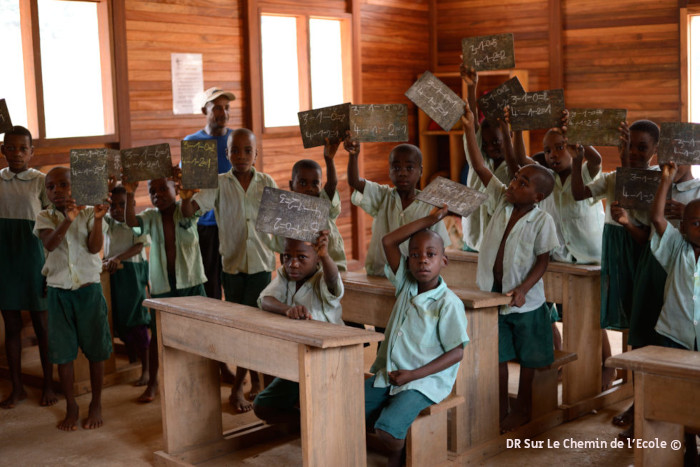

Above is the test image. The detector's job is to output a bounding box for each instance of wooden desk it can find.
[341,271,511,455]
[144,296,384,467]
[607,346,700,467]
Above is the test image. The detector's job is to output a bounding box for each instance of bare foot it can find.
[83,401,103,429]
[133,372,149,387]
[220,364,235,384]
[500,409,531,433]
[230,389,252,413]
[246,380,263,402]
[602,366,617,391]
[612,405,634,427]
[0,389,28,409]
[57,403,79,431]
[40,386,59,407]
[137,384,157,403]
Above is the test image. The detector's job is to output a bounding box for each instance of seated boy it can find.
[253,230,343,424]
[462,103,559,432]
[34,167,112,431]
[366,206,468,467]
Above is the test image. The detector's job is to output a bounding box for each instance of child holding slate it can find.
[34,167,112,431]
[182,128,277,412]
[0,126,57,409]
[346,135,451,276]
[462,101,560,432]
[365,205,467,467]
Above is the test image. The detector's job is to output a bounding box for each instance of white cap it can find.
[196,87,236,109]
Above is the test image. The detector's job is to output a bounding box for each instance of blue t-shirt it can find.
[183,128,233,226]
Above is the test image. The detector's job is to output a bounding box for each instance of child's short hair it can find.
[409,228,445,252]
[111,185,127,196]
[3,125,33,145]
[291,159,322,179]
[227,127,256,148]
[527,164,556,198]
[629,120,660,144]
[390,144,422,164]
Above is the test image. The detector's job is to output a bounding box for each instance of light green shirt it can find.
[136,202,205,295]
[105,214,148,263]
[669,178,700,229]
[371,257,468,403]
[321,190,347,272]
[0,168,49,220]
[650,223,700,350]
[351,179,451,276]
[34,207,107,290]
[194,168,277,275]
[476,177,559,314]
[257,265,344,325]
[540,162,605,264]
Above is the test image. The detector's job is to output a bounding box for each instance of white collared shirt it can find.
[0,168,49,220]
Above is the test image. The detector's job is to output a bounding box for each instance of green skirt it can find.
[110,261,150,340]
[0,218,47,311]
[600,224,643,330]
[628,245,666,347]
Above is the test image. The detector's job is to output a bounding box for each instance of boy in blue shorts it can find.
[365,205,468,467]
[34,167,112,431]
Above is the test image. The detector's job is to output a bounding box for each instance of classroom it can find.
[1,0,699,466]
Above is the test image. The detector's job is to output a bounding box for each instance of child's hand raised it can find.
[459,56,478,87]
[665,198,685,220]
[388,369,415,387]
[661,161,678,180]
[561,109,569,134]
[618,121,630,164]
[63,199,83,222]
[343,131,360,157]
[573,144,585,163]
[610,201,630,226]
[461,102,475,132]
[323,138,340,160]
[122,178,139,194]
[179,187,199,201]
[429,204,449,223]
[314,230,330,258]
[285,305,312,320]
[107,175,118,192]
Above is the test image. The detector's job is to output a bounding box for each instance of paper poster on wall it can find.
[171,53,204,115]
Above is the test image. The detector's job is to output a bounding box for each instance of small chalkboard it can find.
[509,89,565,131]
[106,149,121,179]
[298,103,351,149]
[120,143,173,183]
[415,176,488,218]
[405,71,465,132]
[255,187,330,243]
[477,77,526,123]
[349,104,409,142]
[70,149,109,206]
[614,167,662,211]
[658,122,700,165]
[181,140,218,189]
[461,33,516,72]
[0,99,12,134]
[567,108,627,147]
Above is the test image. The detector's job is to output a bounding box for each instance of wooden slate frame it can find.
[180,140,218,190]
[416,176,488,218]
[255,187,331,243]
[461,33,516,72]
[349,104,409,142]
[0,99,12,134]
[614,167,662,211]
[566,108,627,147]
[120,143,173,183]
[405,71,465,132]
[70,148,109,206]
[658,122,700,165]
[298,103,351,149]
[477,76,525,123]
[509,89,565,131]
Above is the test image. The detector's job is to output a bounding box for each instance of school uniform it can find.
[0,168,49,311]
[365,257,468,440]
[477,177,559,368]
[321,190,347,272]
[194,168,277,307]
[351,180,451,277]
[33,207,112,364]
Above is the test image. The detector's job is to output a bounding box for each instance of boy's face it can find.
[407,231,447,286]
[680,201,700,247]
[229,132,257,175]
[389,150,422,192]
[543,131,572,174]
[148,178,177,211]
[282,238,318,283]
[110,192,128,222]
[481,126,505,161]
[204,96,230,132]
[505,166,544,205]
[290,167,322,197]
[628,130,657,169]
[45,169,71,209]
[1,134,33,173]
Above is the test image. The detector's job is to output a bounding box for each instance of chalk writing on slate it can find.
[614,167,662,211]
[477,76,526,123]
[70,149,108,206]
[461,33,516,72]
[416,176,488,218]
[256,187,330,243]
[121,143,173,183]
[566,108,627,147]
[181,140,218,189]
[298,103,351,149]
[349,104,409,143]
[405,71,465,132]
[0,99,13,134]
[106,149,121,179]
[509,89,565,132]
[658,122,700,165]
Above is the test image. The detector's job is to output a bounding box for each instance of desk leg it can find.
[299,344,366,467]
[158,312,222,454]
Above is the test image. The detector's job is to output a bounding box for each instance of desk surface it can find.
[606,346,700,380]
[144,296,383,349]
[445,249,601,276]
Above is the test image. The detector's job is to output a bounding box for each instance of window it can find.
[0,0,115,141]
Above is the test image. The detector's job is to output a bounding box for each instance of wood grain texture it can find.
[606,345,700,379]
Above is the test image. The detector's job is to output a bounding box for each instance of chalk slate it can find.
[349,104,409,142]
[106,149,121,179]
[416,176,488,218]
[181,140,218,189]
[70,149,108,206]
[120,143,173,183]
[298,103,350,149]
[0,99,12,134]
[509,89,565,131]
[614,167,661,211]
[567,108,627,147]
[405,71,465,132]
[658,122,700,165]
[461,33,515,72]
[255,187,330,243]
[477,76,526,123]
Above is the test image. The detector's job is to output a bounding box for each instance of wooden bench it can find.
[144,296,384,467]
[530,350,577,419]
[407,394,465,467]
[606,346,700,467]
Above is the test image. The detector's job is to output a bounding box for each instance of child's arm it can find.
[618,121,630,167]
[651,163,676,237]
[571,145,594,201]
[382,205,449,274]
[610,202,651,245]
[177,176,200,218]
[461,102,493,187]
[498,118,521,177]
[315,230,339,296]
[38,200,82,252]
[582,145,603,178]
[260,296,312,320]
[123,181,140,228]
[504,106,533,170]
[389,345,464,386]
[345,132,365,193]
[506,252,549,307]
[459,60,480,132]
[323,138,339,199]
[104,243,144,274]
[87,203,109,254]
